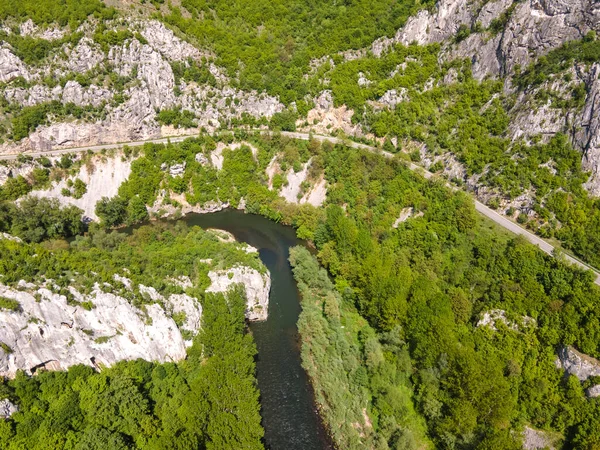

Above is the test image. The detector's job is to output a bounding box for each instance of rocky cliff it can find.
[0,245,271,378]
[556,346,600,397]
[0,19,282,155]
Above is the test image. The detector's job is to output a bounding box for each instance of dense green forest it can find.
[0,223,264,449]
[163,0,434,104]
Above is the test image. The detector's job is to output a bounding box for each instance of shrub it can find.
[0,296,21,312]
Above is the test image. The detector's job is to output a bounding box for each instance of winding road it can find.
[2,130,599,285]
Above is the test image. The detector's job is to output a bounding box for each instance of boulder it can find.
[556,346,600,381]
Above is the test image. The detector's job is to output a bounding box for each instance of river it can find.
[182,210,333,450]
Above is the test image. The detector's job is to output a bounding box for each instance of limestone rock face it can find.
[522,426,556,450]
[0,19,284,156]
[0,48,30,83]
[0,399,18,419]
[63,37,105,73]
[371,0,599,80]
[140,21,205,62]
[586,384,600,398]
[0,283,196,378]
[556,346,600,381]
[206,266,271,321]
[0,259,270,377]
[578,63,600,196]
[500,0,599,75]
[61,81,113,107]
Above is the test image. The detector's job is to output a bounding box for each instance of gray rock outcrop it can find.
[0,259,271,377]
[522,426,556,450]
[0,48,30,83]
[556,346,600,381]
[206,266,271,321]
[578,63,600,195]
[0,19,284,156]
[0,282,198,378]
[0,399,18,419]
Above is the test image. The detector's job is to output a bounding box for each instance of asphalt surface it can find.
[2,130,599,285]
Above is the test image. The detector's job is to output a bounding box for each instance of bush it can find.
[0,296,21,312]
[73,178,87,199]
[270,109,298,131]
[96,196,128,228]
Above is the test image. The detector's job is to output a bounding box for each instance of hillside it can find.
[2,1,600,449]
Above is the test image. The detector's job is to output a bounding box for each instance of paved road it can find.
[283,132,600,284]
[3,130,599,284]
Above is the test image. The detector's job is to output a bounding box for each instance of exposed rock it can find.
[30,152,133,221]
[195,153,210,166]
[477,0,514,29]
[500,0,599,76]
[63,37,105,73]
[19,19,66,41]
[208,229,236,243]
[368,88,408,110]
[0,399,18,419]
[578,63,600,196]
[370,0,599,81]
[357,72,371,87]
[447,33,503,80]
[0,282,195,378]
[0,233,22,243]
[165,293,202,343]
[300,176,328,207]
[392,207,423,228]
[280,160,310,203]
[140,21,206,62]
[206,266,271,321]
[149,190,229,218]
[586,384,600,398]
[0,48,31,83]
[109,39,176,109]
[522,426,557,450]
[0,252,269,376]
[302,91,361,136]
[162,161,186,177]
[477,309,536,331]
[61,81,112,107]
[556,346,600,381]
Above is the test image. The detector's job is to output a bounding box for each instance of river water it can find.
[182,210,333,450]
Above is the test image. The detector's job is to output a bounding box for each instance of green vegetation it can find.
[0,296,21,312]
[0,197,83,243]
[171,59,216,87]
[0,0,111,27]
[93,24,134,52]
[117,135,600,448]
[0,31,83,65]
[290,246,431,449]
[0,220,263,297]
[0,342,13,354]
[321,42,600,268]
[163,0,435,103]
[156,108,197,129]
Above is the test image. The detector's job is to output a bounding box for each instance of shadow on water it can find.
[180,210,334,450]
